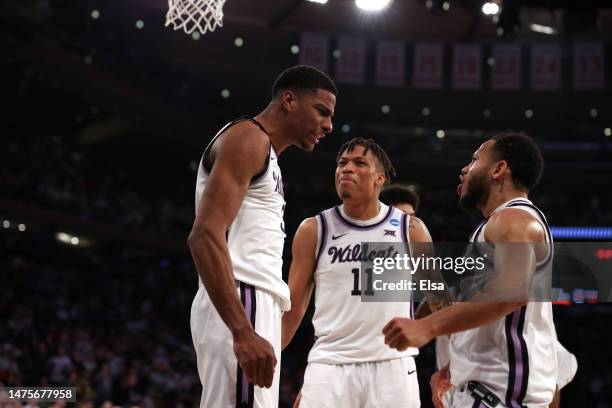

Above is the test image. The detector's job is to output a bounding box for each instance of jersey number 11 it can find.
[351,268,374,296]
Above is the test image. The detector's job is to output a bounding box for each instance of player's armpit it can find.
[282,217,317,350]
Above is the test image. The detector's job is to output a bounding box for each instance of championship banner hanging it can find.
[573,42,604,90]
[413,43,443,89]
[299,33,330,73]
[375,41,405,87]
[335,37,367,85]
[530,44,561,91]
[491,44,522,90]
[451,44,482,90]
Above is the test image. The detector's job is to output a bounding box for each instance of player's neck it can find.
[254,108,291,155]
[480,185,528,218]
[342,199,381,221]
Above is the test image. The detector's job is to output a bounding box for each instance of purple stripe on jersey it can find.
[400,213,409,245]
[400,213,414,319]
[332,205,393,230]
[315,213,327,268]
[250,148,272,185]
[201,117,271,184]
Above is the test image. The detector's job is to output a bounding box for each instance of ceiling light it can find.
[530,23,557,35]
[356,0,392,12]
[482,2,500,16]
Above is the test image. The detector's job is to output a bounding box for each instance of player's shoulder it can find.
[487,208,545,242]
[292,217,318,250]
[215,119,270,158]
[297,217,318,235]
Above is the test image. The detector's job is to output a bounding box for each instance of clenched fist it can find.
[382,317,435,350]
[233,330,277,388]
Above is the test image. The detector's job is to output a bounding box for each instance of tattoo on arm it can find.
[409,217,422,229]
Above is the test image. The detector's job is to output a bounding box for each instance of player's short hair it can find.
[491,132,544,191]
[380,184,420,212]
[271,65,338,98]
[336,137,396,184]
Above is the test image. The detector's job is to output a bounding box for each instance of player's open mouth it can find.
[457,184,462,196]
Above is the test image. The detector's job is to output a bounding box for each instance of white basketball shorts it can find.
[299,357,420,408]
[190,282,282,408]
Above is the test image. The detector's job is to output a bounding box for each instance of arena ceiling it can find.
[1,0,611,152]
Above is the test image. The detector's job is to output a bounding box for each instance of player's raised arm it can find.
[282,217,318,350]
[187,122,276,388]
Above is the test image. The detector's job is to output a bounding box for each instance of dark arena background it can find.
[1,0,612,407]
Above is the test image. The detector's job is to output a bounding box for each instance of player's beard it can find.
[459,171,489,211]
[340,188,352,199]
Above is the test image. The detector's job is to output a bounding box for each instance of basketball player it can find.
[187,65,337,408]
[282,138,432,407]
[384,133,559,407]
[380,183,420,216]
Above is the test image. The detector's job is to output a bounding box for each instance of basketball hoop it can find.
[165,0,226,35]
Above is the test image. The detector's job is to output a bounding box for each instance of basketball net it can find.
[165,0,226,35]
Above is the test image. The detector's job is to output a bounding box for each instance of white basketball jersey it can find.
[449,198,557,407]
[194,117,290,311]
[307,203,418,364]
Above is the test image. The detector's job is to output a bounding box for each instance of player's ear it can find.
[280,90,298,112]
[491,160,508,181]
[376,172,386,187]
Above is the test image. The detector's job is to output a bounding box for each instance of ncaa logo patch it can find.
[389,218,400,227]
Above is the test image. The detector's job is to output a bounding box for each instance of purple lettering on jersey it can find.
[272,171,284,197]
[327,243,397,264]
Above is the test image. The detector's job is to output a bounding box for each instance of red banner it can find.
[452,44,482,90]
[413,43,443,89]
[335,37,366,85]
[530,44,561,91]
[573,42,604,90]
[299,33,329,73]
[491,44,522,90]
[375,41,405,87]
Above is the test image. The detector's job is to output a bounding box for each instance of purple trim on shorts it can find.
[332,205,393,230]
[505,306,528,408]
[236,282,256,408]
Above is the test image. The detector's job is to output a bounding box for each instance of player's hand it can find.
[293,389,302,408]
[430,366,452,408]
[382,317,434,350]
[233,330,277,388]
